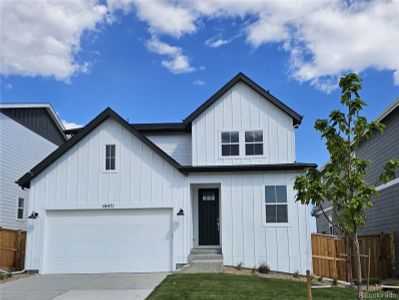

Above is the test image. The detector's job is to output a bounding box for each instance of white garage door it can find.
[44,209,173,274]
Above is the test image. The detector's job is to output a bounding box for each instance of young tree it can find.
[294,73,399,299]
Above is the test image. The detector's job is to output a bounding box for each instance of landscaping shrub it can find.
[0,273,11,281]
[235,262,243,271]
[332,276,337,286]
[258,262,270,274]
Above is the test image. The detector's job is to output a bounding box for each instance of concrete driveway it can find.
[0,273,168,300]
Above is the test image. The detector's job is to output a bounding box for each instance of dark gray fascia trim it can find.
[64,122,191,135]
[179,163,317,174]
[183,72,303,126]
[131,122,190,133]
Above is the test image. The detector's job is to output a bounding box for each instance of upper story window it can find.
[105,144,116,171]
[17,197,24,220]
[221,132,239,156]
[245,131,263,155]
[265,185,288,223]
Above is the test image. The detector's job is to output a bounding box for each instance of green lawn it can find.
[147,273,357,299]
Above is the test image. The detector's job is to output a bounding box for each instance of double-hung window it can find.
[105,144,116,171]
[265,185,288,223]
[245,131,263,155]
[17,197,24,220]
[221,132,239,156]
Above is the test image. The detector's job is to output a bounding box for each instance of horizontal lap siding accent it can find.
[145,133,192,166]
[25,119,190,271]
[357,108,399,275]
[192,82,295,166]
[357,108,399,185]
[0,113,57,230]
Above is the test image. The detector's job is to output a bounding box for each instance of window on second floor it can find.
[265,185,288,223]
[245,130,263,155]
[105,144,116,171]
[221,132,239,156]
[17,197,24,220]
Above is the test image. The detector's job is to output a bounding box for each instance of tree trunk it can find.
[353,232,363,300]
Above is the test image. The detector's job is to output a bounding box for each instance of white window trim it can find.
[244,130,264,156]
[218,129,266,159]
[16,197,25,221]
[314,206,333,216]
[103,144,119,173]
[328,215,333,234]
[220,131,240,157]
[375,177,399,191]
[263,185,289,226]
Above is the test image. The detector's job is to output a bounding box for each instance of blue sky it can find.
[1,0,399,170]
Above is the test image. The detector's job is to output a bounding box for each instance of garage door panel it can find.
[44,209,173,274]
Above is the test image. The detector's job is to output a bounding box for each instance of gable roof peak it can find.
[183,72,303,126]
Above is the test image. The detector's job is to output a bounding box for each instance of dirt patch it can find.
[224,267,395,292]
[224,267,308,282]
[0,273,31,284]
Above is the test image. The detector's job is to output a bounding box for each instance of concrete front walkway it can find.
[0,273,168,300]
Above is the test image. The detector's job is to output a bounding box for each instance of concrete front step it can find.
[188,254,223,262]
[179,261,223,273]
[178,247,224,273]
[190,247,222,255]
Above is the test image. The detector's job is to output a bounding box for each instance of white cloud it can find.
[133,0,196,38]
[205,37,230,48]
[61,119,82,129]
[133,0,399,92]
[146,38,195,74]
[1,0,109,81]
[2,0,399,91]
[4,83,13,90]
[107,0,134,14]
[193,79,205,86]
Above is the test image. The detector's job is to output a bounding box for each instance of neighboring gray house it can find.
[0,103,66,230]
[313,98,399,273]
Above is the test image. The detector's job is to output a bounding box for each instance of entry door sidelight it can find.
[198,189,220,245]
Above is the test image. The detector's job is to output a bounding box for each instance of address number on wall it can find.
[102,203,114,208]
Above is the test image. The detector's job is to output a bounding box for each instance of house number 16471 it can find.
[102,203,114,208]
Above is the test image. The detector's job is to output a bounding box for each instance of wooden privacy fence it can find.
[0,228,26,271]
[312,232,395,282]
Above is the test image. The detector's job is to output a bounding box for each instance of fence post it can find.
[346,235,352,283]
[15,230,23,270]
[367,248,371,290]
[306,270,312,300]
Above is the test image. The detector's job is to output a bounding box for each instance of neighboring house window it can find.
[265,185,288,223]
[245,131,263,155]
[329,215,333,235]
[221,132,239,156]
[105,144,116,170]
[17,198,24,220]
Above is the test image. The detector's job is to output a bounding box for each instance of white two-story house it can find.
[17,73,315,274]
[0,103,66,230]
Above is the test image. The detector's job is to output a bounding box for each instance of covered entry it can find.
[191,185,221,247]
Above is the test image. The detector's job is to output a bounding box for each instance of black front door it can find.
[198,189,220,245]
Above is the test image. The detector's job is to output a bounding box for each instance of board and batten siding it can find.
[145,133,192,165]
[25,118,310,274]
[25,118,192,271]
[0,113,58,230]
[189,172,311,274]
[192,82,296,166]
